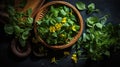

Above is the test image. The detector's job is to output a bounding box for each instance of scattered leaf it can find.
[76,2,86,10]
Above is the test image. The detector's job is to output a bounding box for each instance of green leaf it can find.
[75,25,80,31]
[50,20,54,25]
[70,14,77,22]
[88,3,95,11]
[19,38,26,47]
[52,32,57,37]
[87,3,98,14]
[37,20,42,25]
[87,16,99,25]
[60,9,67,16]
[56,17,62,22]
[54,9,59,17]
[83,33,87,42]
[26,17,33,26]
[90,34,95,39]
[45,20,50,26]
[14,25,24,34]
[63,23,69,27]
[99,15,109,25]
[76,2,86,10]
[50,5,55,12]
[38,27,48,35]
[68,19,74,25]
[96,23,103,29]
[63,6,69,12]
[4,24,14,35]
[22,30,29,40]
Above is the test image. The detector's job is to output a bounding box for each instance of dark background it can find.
[0,0,120,67]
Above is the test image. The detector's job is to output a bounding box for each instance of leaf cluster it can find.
[74,2,120,61]
[4,6,33,47]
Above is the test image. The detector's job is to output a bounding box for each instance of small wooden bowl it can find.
[34,1,84,50]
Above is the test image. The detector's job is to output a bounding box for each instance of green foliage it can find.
[76,2,99,14]
[87,3,99,14]
[74,2,120,61]
[76,2,86,10]
[4,6,33,47]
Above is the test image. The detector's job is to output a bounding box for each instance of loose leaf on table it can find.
[87,3,99,14]
[76,2,86,10]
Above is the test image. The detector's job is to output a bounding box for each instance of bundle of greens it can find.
[4,6,33,47]
[36,5,80,45]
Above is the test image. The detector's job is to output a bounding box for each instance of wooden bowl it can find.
[34,1,84,50]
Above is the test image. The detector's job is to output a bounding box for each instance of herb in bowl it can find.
[36,5,80,45]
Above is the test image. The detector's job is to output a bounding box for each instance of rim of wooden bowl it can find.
[34,1,84,50]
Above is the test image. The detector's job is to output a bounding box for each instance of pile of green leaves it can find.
[36,5,80,45]
[4,6,33,47]
[72,2,120,61]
